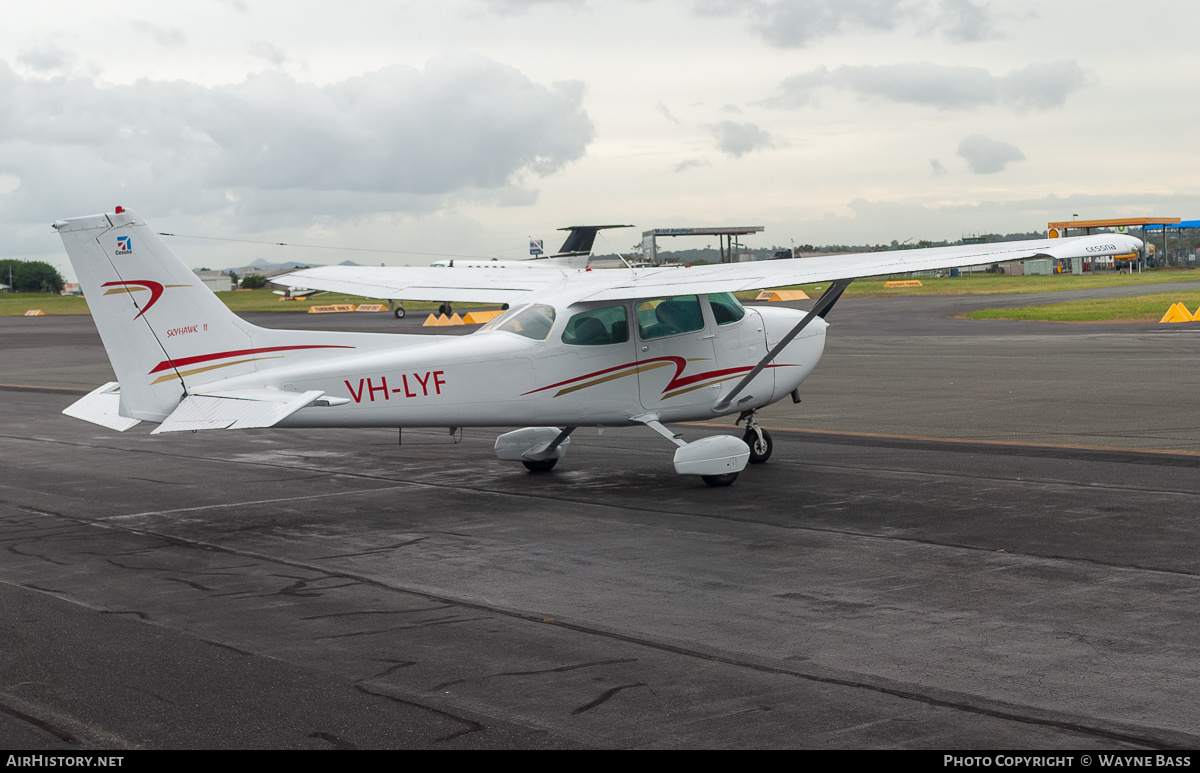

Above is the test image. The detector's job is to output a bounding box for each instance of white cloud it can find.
[248,42,292,68]
[998,61,1090,110]
[477,0,586,15]
[767,61,1087,111]
[656,102,680,124]
[956,134,1024,173]
[0,53,593,227]
[16,41,76,75]
[933,0,999,42]
[129,21,188,49]
[710,121,774,157]
[752,0,909,48]
[674,158,710,173]
[697,0,1000,48]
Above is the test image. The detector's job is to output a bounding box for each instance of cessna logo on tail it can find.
[115,236,132,255]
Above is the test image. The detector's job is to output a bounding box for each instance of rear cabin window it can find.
[561,306,629,346]
[636,295,705,340]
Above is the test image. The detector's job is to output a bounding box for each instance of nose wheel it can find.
[742,428,773,464]
[737,411,773,464]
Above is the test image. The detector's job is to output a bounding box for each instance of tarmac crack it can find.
[571,683,647,715]
[370,660,417,678]
[353,684,485,743]
[312,615,491,640]
[0,702,80,744]
[163,577,216,593]
[497,658,639,677]
[308,730,357,749]
[314,537,428,559]
[302,604,456,620]
[6,541,70,566]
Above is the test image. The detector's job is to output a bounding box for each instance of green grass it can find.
[744,269,1200,300]
[0,289,496,316]
[214,289,494,314]
[0,292,92,316]
[962,291,1200,323]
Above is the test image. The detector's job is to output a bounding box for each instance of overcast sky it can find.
[4,0,1198,277]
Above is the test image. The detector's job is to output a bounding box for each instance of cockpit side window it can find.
[479,303,556,340]
[561,306,629,346]
[636,295,705,340]
[708,292,746,325]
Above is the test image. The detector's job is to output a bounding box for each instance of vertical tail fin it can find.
[54,208,257,421]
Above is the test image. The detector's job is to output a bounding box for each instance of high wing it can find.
[576,234,1144,302]
[275,264,568,304]
[278,233,1142,306]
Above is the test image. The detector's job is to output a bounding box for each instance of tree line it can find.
[0,260,64,293]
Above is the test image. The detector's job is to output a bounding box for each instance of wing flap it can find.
[62,382,142,432]
[151,389,325,434]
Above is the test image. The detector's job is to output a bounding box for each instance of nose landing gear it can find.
[737,410,773,464]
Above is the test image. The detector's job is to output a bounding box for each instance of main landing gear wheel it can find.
[523,458,558,473]
[743,428,773,464]
[438,303,453,317]
[701,472,738,487]
[393,307,406,319]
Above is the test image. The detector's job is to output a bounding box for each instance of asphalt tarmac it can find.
[3,284,1200,749]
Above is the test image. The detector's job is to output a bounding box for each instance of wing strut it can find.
[713,278,854,413]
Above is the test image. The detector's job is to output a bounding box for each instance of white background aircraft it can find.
[273,224,630,317]
[59,207,1141,486]
[374,224,632,318]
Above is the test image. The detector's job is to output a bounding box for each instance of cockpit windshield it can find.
[708,292,745,324]
[478,303,557,340]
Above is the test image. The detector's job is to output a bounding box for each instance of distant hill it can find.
[244,258,363,271]
[193,258,364,275]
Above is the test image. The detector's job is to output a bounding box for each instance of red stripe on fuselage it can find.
[523,357,803,397]
[148,345,355,374]
[521,356,688,396]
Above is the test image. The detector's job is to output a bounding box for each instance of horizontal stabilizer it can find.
[62,383,142,432]
[151,389,325,434]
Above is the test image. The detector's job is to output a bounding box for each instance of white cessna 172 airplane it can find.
[57,207,1141,486]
